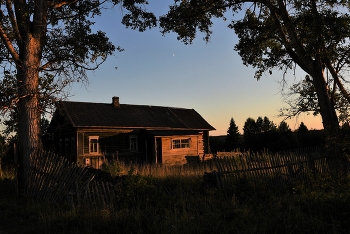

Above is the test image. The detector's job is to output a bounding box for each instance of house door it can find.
[156,138,162,163]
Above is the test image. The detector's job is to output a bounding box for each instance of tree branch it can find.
[5,0,22,45]
[274,0,313,72]
[324,58,350,103]
[0,23,20,66]
[48,0,78,9]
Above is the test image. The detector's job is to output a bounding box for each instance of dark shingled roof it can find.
[56,101,215,131]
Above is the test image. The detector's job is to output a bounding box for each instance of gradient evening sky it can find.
[69,1,323,136]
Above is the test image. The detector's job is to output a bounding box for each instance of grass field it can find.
[1,160,350,234]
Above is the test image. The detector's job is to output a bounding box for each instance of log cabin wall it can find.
[160,134,204,165]
[76,129,144,167]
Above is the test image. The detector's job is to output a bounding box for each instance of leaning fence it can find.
[27,148,347,208]
[213,148,332,190]
[28,150,115,209]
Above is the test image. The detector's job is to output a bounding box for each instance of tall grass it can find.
[1,152,350,234]
[0,162,15,180]
[101,160,216,178]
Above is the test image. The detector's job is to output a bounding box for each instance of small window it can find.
[172,138,190,149]
[129,136,138,152]
[89,136,99,154]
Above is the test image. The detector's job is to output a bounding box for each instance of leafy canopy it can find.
[160,1,350,81]
[226,117,240,150]
[0,0,157,133]
[160,0,350,132]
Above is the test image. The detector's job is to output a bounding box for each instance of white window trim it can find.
[172,138,191,149]
[129,135,138,152]
[89,136,100,155]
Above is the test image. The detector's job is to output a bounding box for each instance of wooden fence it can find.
[213,148,331,190]
[28,150,115,209]
[27,148,347,207]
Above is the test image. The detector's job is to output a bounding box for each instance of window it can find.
[89,136,99,154]
[172,138,190,149]
[129,136,138,152]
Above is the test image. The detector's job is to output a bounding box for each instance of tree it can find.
[262,116,276,132]
[0,132,6,161]
[277,121,291,132]
[255,116,264,133]
[160,0,350,139]
[298,122,309,134]
[255,116,276,133]
[281,75,350,127]
[243,117,257,150]
[225,117,240,151]
[0,0,156,197]
[243,117,258,135]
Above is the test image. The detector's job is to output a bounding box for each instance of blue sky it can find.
[70,1,323,135]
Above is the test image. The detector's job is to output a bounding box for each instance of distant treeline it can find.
[209,116,337,153]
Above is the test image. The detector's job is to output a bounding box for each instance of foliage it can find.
[0,0,157,196]
[243,117,258,135]
[278,121,291,132]
[225,117,241,151]
[280,75,350,126]
[0,0,157,134]
[1,159,350,234]
[209,135,226,153]
[241,117,325,151]
[243,116,281,151]
[298,122,309,134]
[101,160,123,177]
[160,0,350,135]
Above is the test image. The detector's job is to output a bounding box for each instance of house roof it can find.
[53,100,215,131]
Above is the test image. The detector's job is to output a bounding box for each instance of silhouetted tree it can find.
[209,136,226,153]
[243,117,258,151]
[243,118,258,135]
[298,122,309,134]
[278,121,291,132]
[296,122,309,147]
[0,133,6,162]
[262,116,276,132]
[0,0,156,197]
[226,118,241,151]
[160,0,350,144]
[256,116,264,133]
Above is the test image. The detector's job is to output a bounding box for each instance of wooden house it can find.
[49,97,215,168]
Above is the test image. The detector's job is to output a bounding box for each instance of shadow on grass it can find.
[1,168,350,234]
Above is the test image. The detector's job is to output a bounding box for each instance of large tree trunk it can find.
[309,59,348,176]
[16,34,42,198]
[310,59,339,136]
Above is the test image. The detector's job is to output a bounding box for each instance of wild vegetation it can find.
[1,149,350,234]
[210,117,328,153]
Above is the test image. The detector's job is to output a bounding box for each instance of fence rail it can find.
[28,150,115,209]
[213,148,331,190]
[27,148,347,208]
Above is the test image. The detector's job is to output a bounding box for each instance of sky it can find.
[69,1,323,136]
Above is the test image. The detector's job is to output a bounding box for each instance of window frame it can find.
[172,138,191,149]
[129,135,138,152]
[89,136,100,155]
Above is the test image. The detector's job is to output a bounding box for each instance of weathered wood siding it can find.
[76,129,143,167]
[160,134,204,165]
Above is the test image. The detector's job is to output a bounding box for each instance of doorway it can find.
[156,138,162,163]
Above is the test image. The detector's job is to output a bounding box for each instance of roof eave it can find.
[74,126,215,131]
